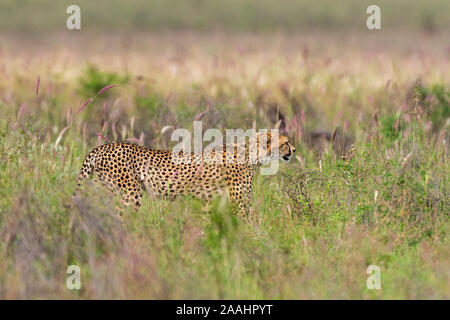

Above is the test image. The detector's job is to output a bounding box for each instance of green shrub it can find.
[418,83,449,131]
[380,114,402,145]
[78,65,128,98]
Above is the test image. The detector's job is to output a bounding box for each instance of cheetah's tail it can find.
[75,150,97,193]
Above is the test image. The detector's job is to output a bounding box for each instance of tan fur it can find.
[76,132,295,214]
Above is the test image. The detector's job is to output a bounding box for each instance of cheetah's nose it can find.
[292,146,296,153]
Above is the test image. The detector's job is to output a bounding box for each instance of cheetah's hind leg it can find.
[118,177,144,212]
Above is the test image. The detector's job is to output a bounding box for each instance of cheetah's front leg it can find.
[227,184,250,216]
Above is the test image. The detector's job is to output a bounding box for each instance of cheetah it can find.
[76,131,295,214]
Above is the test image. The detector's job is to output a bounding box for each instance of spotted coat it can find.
[77,133,295,214]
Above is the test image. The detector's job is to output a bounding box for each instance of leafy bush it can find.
[380,114,402,145]
[418,83,450,131]
[78,65,128,98]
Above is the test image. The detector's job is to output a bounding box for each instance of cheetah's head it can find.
[277,134,296,162]
[253,132,296,164]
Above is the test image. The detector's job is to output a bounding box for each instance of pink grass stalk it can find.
[401,100,408,112]
[97,84,116,96]
[102,121,108,132]
[127,137,141,144]
[373,111,379,127]
[82,122,87,142]
[151,121,158,132]
[194,105,211,121]
[96,132,111,145]
[18,103,27,119]
[404,113,410,123]
[127,137,138,143]
[394,116,400,132]
[358,111,363,124]
[436,129,445,149]
[344,120,349,133]
[78,98,94,113]
[300,109,305,124]
[36,76,40,96]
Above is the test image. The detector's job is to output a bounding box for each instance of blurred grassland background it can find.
[0,0,449,299]
[0,0,449,33]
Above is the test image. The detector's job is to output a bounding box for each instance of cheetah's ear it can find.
[274,120,282,130]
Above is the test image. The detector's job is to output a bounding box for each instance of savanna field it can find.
[0,1,449,299]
